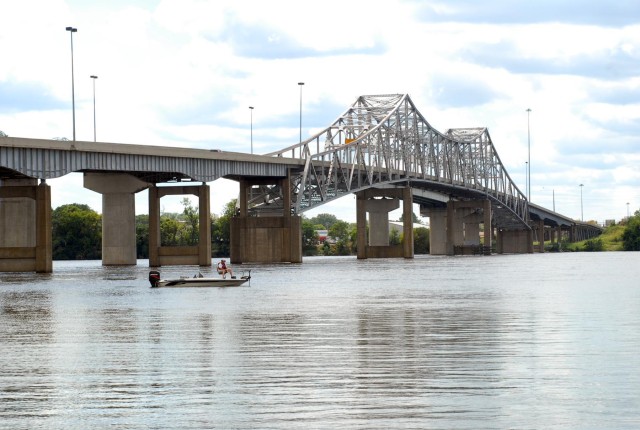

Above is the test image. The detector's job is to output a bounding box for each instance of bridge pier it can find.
[423,199,492,255]
[356,187,413,259]
[148,183,211,267]
[84,173,150,265]
[425,208,447,254]
[496,228,533,254]
[230,176,302,263]
[536,219,545,253]
[0,179,52,272]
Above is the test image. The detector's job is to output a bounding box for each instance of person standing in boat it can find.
[217,259,234,278]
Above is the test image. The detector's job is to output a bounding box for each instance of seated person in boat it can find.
[217,259,234,278]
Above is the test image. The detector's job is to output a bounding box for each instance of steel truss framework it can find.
[253,94,529,229]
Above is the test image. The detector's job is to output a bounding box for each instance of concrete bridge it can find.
[0,94,601,272]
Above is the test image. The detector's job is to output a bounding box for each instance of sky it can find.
[1,0,639,224]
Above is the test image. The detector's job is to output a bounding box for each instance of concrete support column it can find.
[496,229,503,254]
[198,184,212,266]
[425,208,447,255]
[446,201,455,255]
[465,223,480,245]
[537,219,545,253]
[84,173,149,265]
[0,178,36,247]
[148,185,160,267]
[35,182,52,273]
[0,179,51,273]
[356,191,367,259]
[365,197,399,246]
[231,174,302,264]
[483,199,492,252]
[147,183,211,267]
[402,186,414,258]
[355,187,412,259]
[501,229,531,253]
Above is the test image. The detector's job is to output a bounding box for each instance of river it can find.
[1,252,639,429]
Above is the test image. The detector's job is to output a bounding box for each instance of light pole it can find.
[580,183,584,221]
[525,161,528,199]
[90,75,98,142]
[298,82,304,143]
[627,202,630,218]
[526,108,531,201]
[66,27,78,141]
[249,106,254,154]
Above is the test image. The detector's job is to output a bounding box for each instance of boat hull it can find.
[153,277,249,288]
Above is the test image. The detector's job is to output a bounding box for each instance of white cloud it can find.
[1,0,639,223]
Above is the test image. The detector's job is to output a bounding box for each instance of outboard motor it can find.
[149,270,160,288]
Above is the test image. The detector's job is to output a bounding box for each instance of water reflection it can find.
[0,253,639,429]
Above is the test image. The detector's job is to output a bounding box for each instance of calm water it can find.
[1,253,639,429]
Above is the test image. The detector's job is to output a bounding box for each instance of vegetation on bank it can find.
[51,202,640,260]
[562,209,640,252]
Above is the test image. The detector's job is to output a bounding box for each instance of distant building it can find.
[316,229,328,243]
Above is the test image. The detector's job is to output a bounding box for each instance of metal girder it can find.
[263,94,529,229]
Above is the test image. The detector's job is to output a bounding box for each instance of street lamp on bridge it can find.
[580,183,584,221]
[249,106,254,154]
[90,75,98,142]
[298,82,304,143]
[65,26,78,141]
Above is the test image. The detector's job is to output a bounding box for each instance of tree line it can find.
[51,199,431,260]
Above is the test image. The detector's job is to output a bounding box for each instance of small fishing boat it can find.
[149,270,251,288]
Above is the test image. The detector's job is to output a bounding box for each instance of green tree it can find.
[52,204,101,260]
[583,237,603,252]
[328,220,350,241]
[623,210,640,251]
[181,197,199,245]
[414,227,430,254]
[310,213,339,230]
[212,199,237,257]
[302,217,319,256]
[389,228,401,245]
[160,216,182,246]
[328,220,351,256]
[136,214,149,258]
[348,224,358,254]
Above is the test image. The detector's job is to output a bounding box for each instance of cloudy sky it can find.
[1,0,639,223]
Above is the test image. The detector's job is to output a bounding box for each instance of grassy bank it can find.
[563,224,625,252]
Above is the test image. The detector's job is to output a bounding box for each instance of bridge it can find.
[0,94,601,272]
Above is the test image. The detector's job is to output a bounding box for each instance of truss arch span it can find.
[258,94,529,229]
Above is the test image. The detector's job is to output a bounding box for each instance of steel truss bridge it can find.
[250,94,529,230]
[0,93,601,237]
